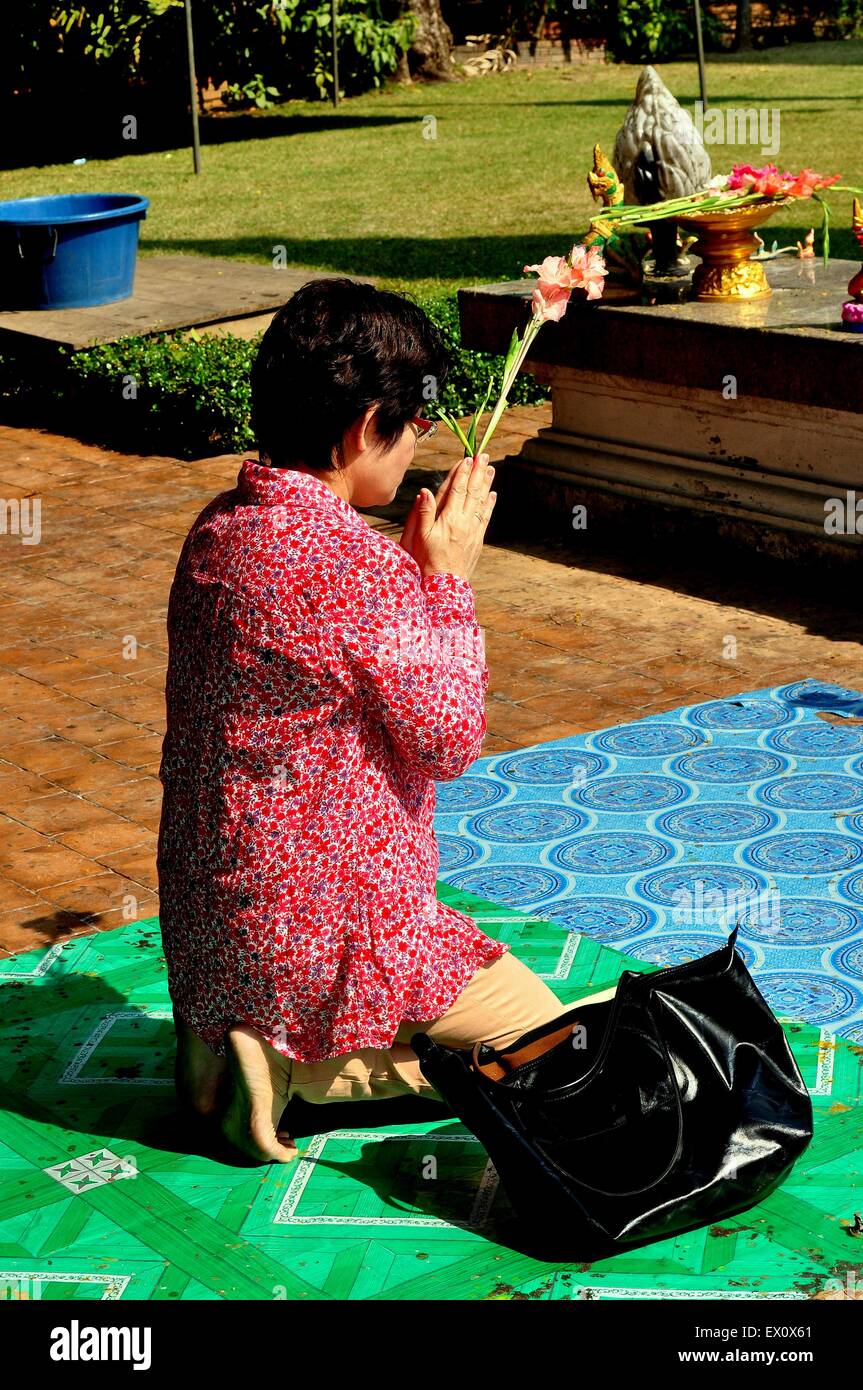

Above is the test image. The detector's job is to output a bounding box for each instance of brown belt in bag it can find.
[472,1020,579,1082]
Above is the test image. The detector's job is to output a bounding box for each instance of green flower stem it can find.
[589,185,863,236]
[589,192,762,230]
[812,192,831,266]
[475,316,541,457]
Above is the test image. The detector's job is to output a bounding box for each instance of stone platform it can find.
[0,254,354,354]
[460,257,863,562]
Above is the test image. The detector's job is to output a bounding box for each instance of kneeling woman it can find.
[157,278,569,1162]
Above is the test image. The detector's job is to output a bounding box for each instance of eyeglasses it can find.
[409,416,438,443]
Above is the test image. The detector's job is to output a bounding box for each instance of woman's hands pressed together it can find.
[399,454,496,581]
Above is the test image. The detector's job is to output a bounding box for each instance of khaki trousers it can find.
[285,948,617,1105]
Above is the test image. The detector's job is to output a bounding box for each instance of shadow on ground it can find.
[1,964,451,1152]
[489,526,863,649]
[141,225,862,284]
[1,961,556,1257]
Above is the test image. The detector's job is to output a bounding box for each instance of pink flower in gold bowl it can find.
[725,164,841,198]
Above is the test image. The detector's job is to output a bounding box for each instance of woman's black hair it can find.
[250,278,450,472]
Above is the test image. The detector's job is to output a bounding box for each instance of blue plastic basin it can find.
[0,193,149,310]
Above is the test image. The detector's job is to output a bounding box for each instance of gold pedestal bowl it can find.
[675,202,789,302]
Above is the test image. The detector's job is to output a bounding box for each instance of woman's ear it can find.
[351,404,381,457]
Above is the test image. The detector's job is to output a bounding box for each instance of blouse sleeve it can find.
[323,541,489,782]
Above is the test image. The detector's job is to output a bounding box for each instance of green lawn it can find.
[3,41,863,296]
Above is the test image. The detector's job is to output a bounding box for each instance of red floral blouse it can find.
[157,460,509,1062]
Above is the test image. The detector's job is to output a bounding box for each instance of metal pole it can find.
[693,0,708,108]
[184,0,202,174]
[331,0,339,109]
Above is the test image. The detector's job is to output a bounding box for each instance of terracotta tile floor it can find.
[1,409,861,958]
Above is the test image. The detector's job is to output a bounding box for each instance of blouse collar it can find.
[237,459,368,531]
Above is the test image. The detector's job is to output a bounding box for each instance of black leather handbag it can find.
[411,928,813,1259]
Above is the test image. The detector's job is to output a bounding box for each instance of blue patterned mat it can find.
[435,681,863,1042]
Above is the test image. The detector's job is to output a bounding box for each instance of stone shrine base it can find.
[460,257,863,567]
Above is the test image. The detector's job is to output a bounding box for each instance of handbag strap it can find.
[471,1018,582,1081]
[464,937,745,1198]
[468,928,740,1085]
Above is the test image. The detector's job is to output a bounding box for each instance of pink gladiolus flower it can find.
[522,255,573,289]
[758,169,792,196]
[725,163,841,199]
[727,163,787,196]
[569,243,608,301]
[530,284,571,322]
[523,255,574,323]
[523,246,607,322]
[726,163,761,191]
[785,167,841,198]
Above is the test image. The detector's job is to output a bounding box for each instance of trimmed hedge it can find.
[421,294,548,419]
[0,293,548,460]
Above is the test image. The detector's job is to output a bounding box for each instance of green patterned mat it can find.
[0,886,860,1301]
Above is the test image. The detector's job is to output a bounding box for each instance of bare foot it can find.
[221,1024,299,1165]
[175,1015,229,1119]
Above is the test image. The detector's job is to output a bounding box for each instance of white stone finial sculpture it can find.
[612,65,712,205]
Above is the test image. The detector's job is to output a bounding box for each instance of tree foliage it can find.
[3,1,418,106]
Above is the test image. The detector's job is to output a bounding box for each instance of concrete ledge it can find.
[0,255,365,354]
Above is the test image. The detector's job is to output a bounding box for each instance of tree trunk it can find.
[402,0,455,81]
[735,0,754,49]
[500,1,518,50]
